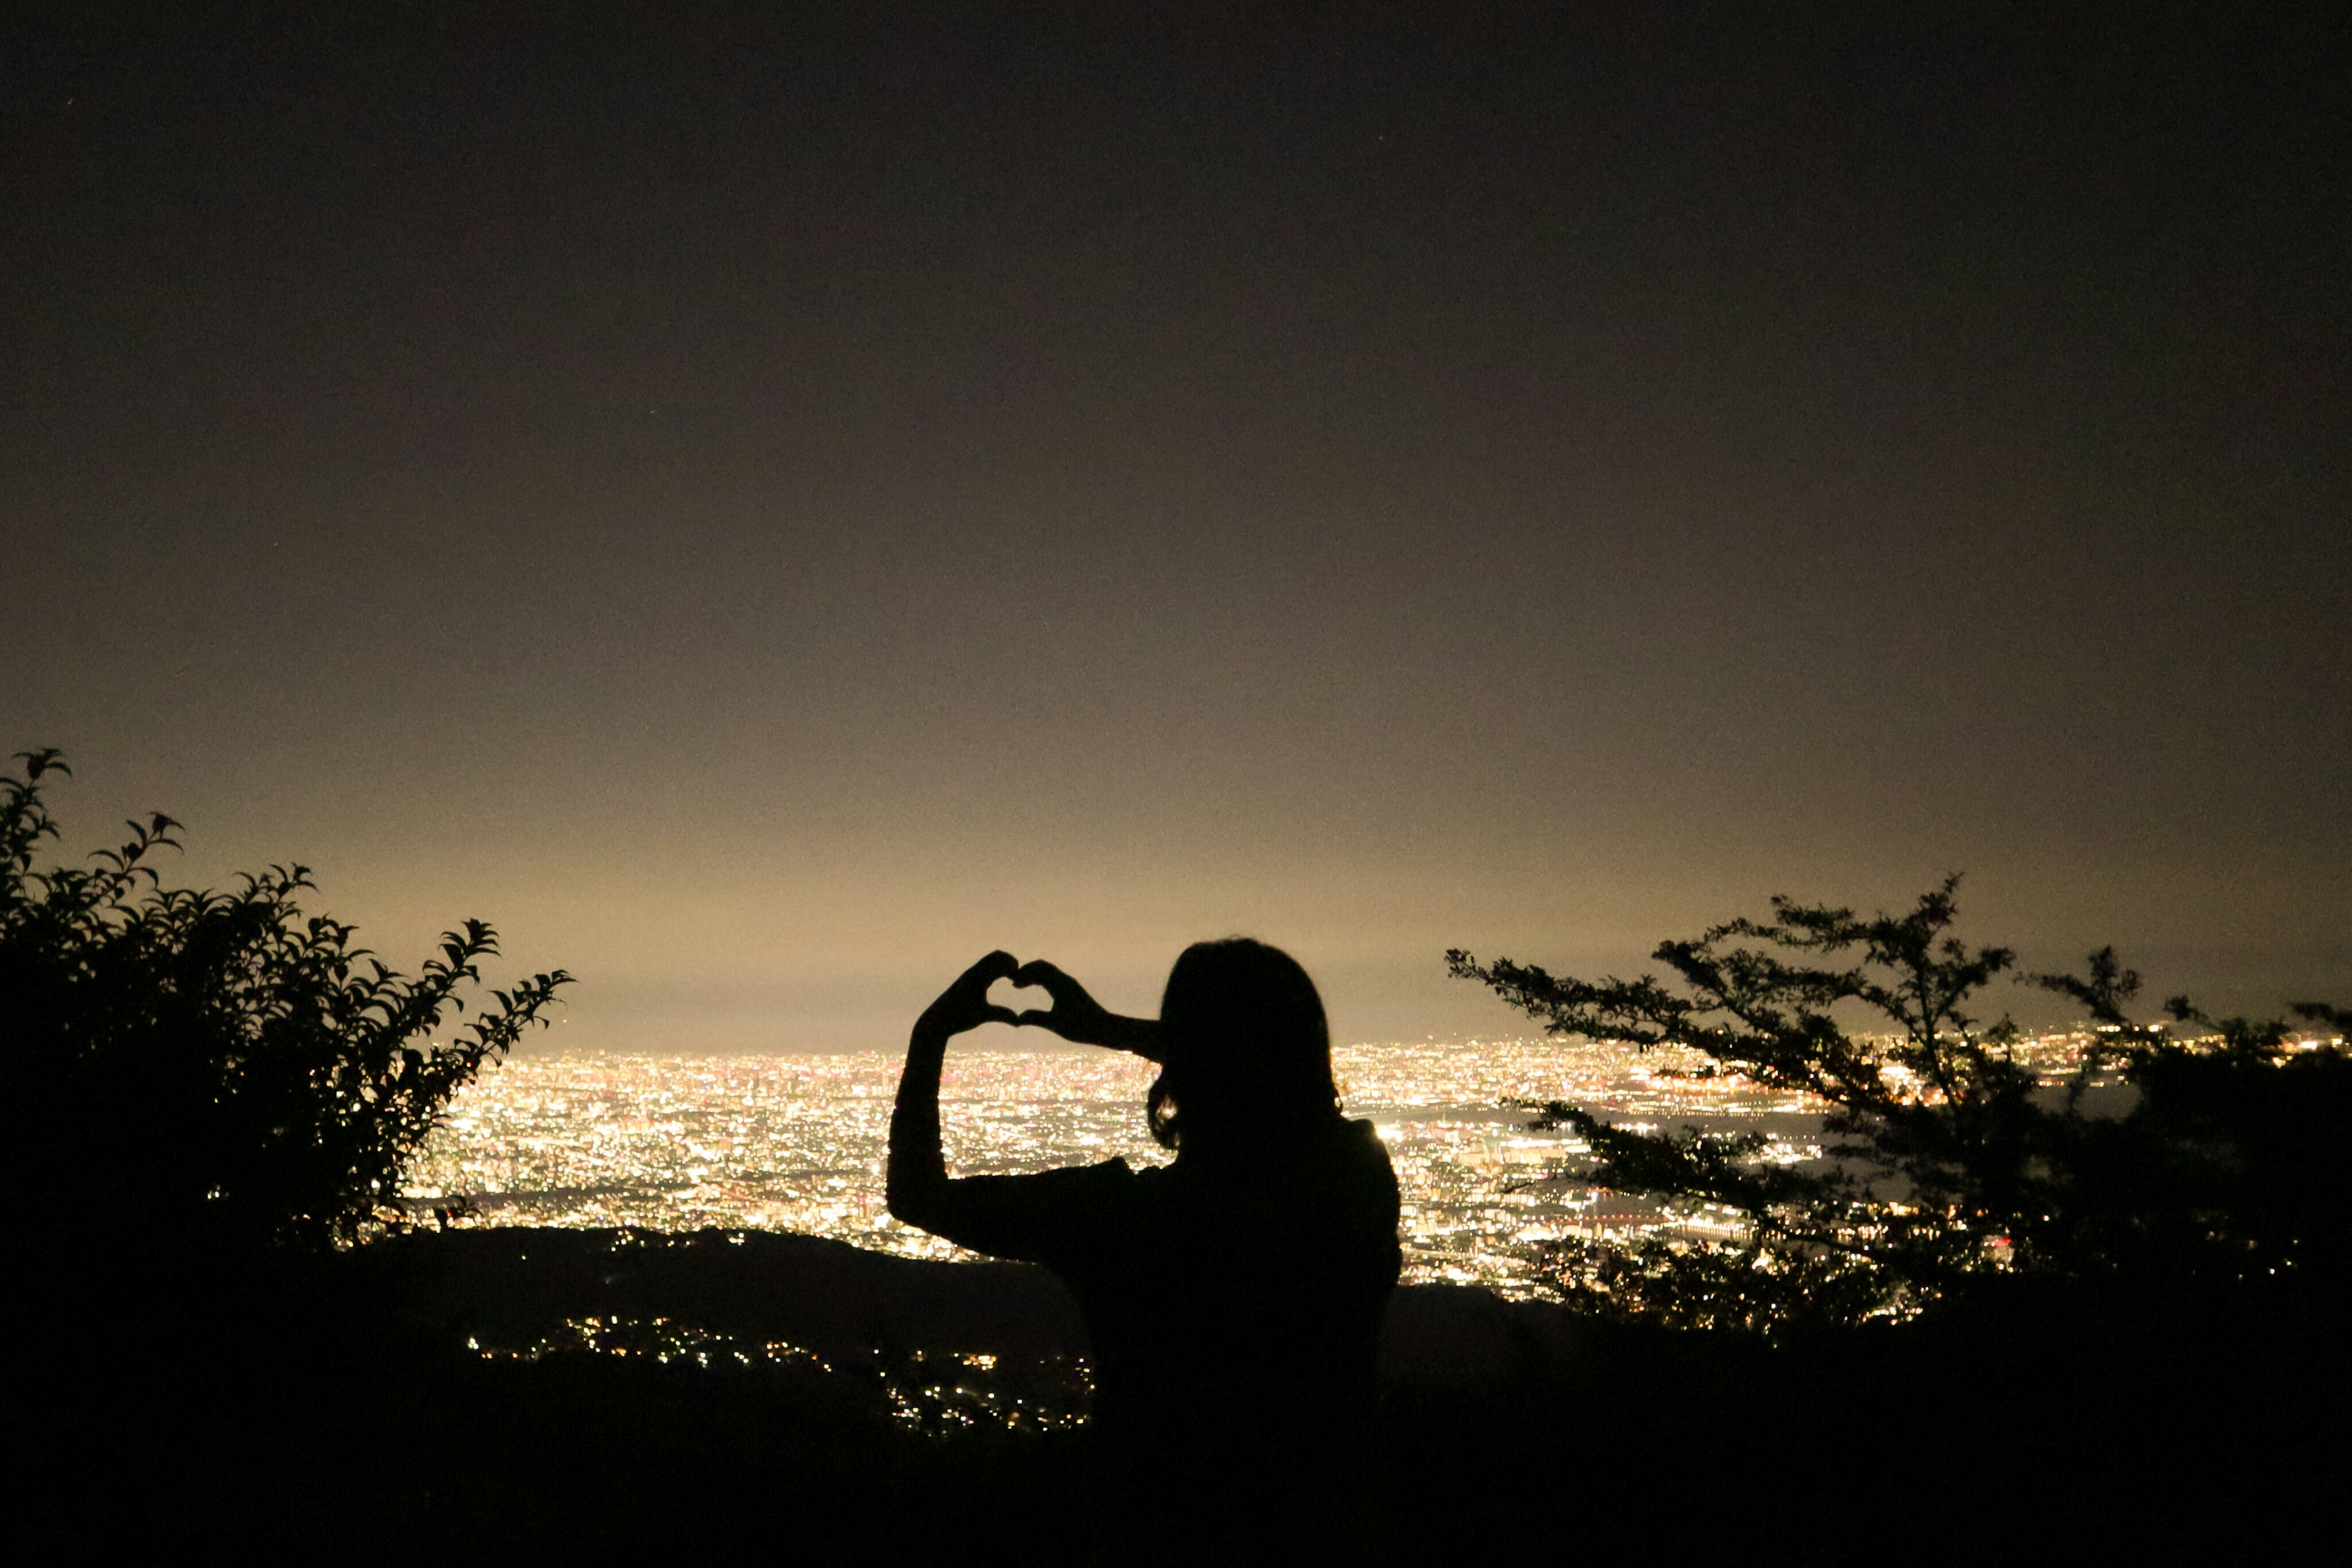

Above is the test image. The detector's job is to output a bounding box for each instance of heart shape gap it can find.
[988,978,1051,1017]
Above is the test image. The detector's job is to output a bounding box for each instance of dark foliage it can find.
[2,748,571,1256]
[30,1227,2324,1555]
[1449,878,2349,1332]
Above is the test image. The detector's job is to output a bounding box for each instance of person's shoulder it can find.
[1025,1155,1140,1210]
[1049,1156,1153,1243]
[1339,1117,1391,1163]
[1333,1118,1400,1196]
[1036,1155,1135,1187]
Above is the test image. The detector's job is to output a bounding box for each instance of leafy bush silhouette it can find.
[1449,877,2349,1332]
[2,748,571,1256]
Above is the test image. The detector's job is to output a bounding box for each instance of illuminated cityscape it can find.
[407,1034,2130,1297]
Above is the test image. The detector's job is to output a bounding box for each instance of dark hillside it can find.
[26,1226,2340,1556]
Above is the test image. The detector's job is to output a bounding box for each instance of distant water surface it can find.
[410,1039,1833,1296]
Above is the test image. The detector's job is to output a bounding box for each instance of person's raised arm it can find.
[887,951,1019,1231]
[1011,960,1167,1061]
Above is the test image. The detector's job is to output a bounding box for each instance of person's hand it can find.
[1011,959,1115,1046]
[916,951,1022,1039]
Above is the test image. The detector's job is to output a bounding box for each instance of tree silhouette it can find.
[2,748,571,1257]
[1449,878,2348,1332]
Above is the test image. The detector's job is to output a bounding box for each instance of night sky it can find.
[7,8,2345,1049]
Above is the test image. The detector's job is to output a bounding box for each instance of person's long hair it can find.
[1147,938,1341,1158]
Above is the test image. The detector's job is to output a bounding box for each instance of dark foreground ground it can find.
[22,1227,2343,1559]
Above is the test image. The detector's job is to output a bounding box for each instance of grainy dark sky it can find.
[7,6,2346,1048]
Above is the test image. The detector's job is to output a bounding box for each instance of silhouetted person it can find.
[889,940,1401,1561]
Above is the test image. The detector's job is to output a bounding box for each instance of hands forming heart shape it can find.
[921,952,1162,1060]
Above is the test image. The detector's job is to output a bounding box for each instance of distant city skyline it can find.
[409,1036,1839,1289]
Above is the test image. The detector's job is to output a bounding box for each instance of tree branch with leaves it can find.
[1449,877,2348,1332]
[3,748,573,1255]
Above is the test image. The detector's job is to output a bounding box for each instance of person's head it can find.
[1148,938,1340,1155]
